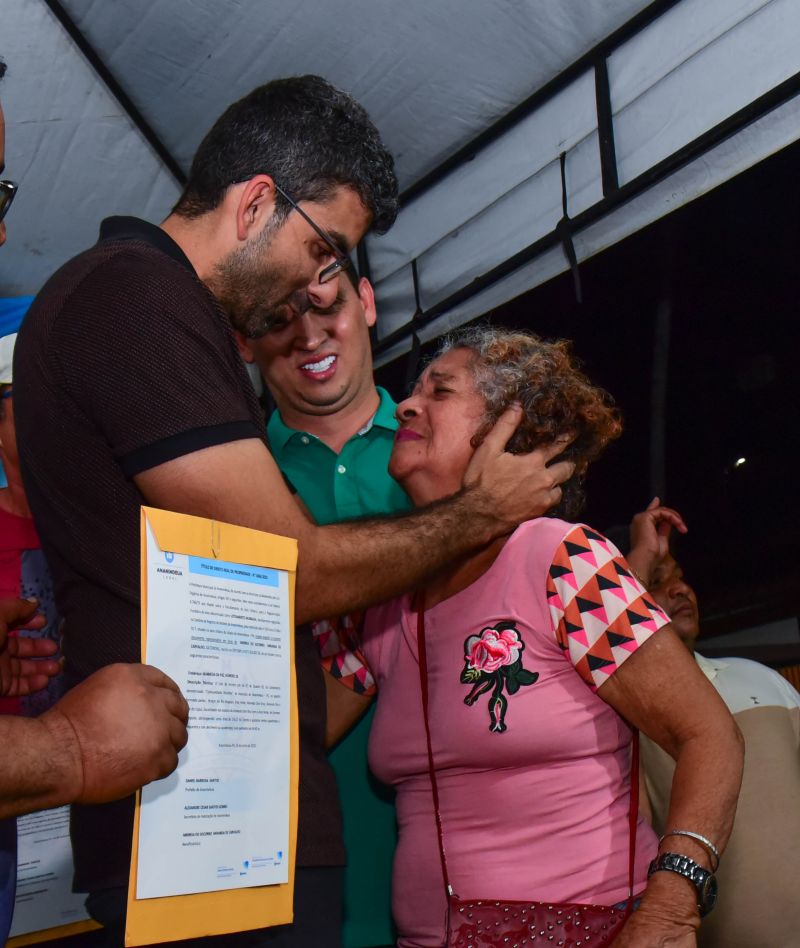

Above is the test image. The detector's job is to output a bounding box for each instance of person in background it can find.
[627,498,800,948]
[0,55,189,943]
[0,331,63,715]
[238,267,409,948]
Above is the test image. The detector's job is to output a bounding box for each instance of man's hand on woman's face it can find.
[463,405,575,530]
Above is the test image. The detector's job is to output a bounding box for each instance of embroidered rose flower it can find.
[460,622,539,733]
[465,627,522,673]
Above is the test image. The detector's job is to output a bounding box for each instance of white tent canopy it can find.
[3,0,800,363]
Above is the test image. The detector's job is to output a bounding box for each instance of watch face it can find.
[700,873,718,915]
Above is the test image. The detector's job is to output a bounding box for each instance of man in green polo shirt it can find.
[237,268,407,948]
[261,269,410,525]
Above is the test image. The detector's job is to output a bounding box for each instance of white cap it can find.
[0,332,17,385]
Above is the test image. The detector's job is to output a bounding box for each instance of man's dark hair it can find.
[173,75,398,234]
[0,59,7,81]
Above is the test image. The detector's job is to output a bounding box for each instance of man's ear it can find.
[358,277,378,329]
[234,330,256,364]
[234,174,278,242]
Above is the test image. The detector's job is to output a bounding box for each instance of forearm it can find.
[0,713,82,819]
[599,629,744,943]
[633,720,743,936]
[137,434,571,624]
[296,487,501,623]
[659,721,743,864]
[603,631,743,866]
[324,671,373,748]
[625,546,657,588]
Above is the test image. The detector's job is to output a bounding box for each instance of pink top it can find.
[362,519,669,946]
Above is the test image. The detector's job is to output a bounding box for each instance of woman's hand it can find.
[627,497,687,587]
[613,871,700,948]
[613,914,696,947]
[612,873,699,946]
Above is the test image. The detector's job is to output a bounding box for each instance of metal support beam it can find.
[399,0,682,207]
[374,70,800,357]
[594,58,619,196]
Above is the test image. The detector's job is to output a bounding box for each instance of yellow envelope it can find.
[126,507,299,946]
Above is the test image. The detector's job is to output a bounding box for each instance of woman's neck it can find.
[422,534,509,609]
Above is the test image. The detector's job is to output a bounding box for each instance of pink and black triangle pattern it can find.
[546,525,670,691]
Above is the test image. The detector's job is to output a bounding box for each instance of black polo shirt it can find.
[14,217,343,893]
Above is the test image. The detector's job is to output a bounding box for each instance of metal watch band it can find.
[648,852,717,917]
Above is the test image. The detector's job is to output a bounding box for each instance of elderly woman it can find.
[358,327,743,948]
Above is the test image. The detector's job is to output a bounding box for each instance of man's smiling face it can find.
[239,271,378,422]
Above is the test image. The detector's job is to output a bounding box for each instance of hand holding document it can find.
[126,508,299,946]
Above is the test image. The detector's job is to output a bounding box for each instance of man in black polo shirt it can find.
[14,76,574,947]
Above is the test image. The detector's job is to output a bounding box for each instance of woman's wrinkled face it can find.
[389,348,487,506]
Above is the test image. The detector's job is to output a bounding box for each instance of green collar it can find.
[267,386,398,451]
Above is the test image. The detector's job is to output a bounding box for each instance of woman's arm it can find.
[314,614,376,748]
[597,625,744,946]
[324,671,373,748]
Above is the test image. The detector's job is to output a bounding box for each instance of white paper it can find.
[137,520,291,899]
[10,806,91,937]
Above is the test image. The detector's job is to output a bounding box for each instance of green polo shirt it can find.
[267,387,411,526]
[267,386,410,948]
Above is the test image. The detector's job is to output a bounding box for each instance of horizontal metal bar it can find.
[399,0,682,206]
[374,70,800,357]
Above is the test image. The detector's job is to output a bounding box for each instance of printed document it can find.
[137,517,292,899]
[9,807,94,940]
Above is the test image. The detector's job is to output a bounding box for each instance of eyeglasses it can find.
[273,183,351,284]
[0,181,18,223]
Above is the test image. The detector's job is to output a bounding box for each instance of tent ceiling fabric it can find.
[60,0,647,188]
[2,0,798,361]
[1,0,648,295]
[2,0,181,296]
[366,0,800,363]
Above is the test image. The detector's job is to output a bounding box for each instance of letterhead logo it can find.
[165,551,175,564]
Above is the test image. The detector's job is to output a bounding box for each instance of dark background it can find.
[375,137,800,662]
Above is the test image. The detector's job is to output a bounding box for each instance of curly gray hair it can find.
[431,325,622,517]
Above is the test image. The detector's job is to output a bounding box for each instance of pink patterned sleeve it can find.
[546,525,670,691]
[312,612,376,696]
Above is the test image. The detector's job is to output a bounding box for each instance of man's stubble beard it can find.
[209,219,311,337]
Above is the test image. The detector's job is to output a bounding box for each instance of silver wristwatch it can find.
[648,852,718,916]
